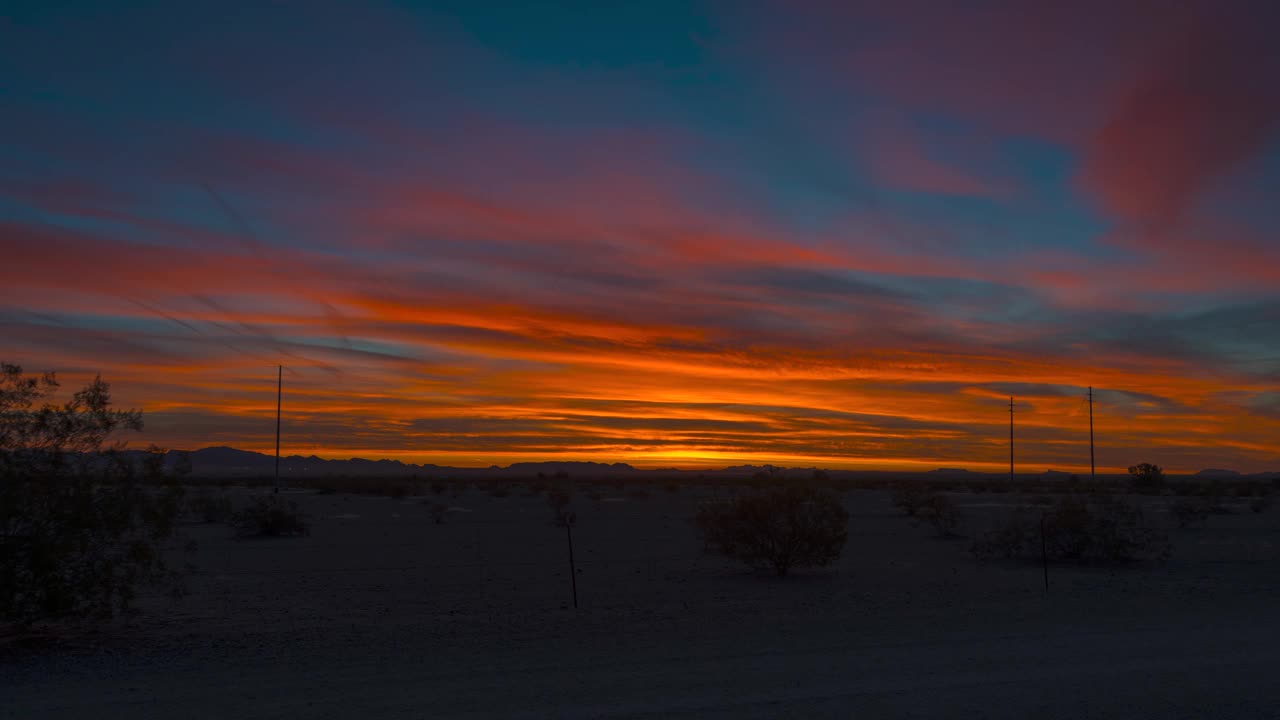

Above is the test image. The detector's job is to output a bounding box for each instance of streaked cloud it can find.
[1,1,1277,472]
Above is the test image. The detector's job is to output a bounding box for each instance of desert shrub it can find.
[1128,463,1166,494]
[1249,495,1272,514]
[1201,480,1231,513]
[1170,497,1211,528]
[187,491,235,524]
[554,508,577,528]
[546,486,572,524]
[664,480,680,494]
[232,495,309,537]
[919,493,964,538]
[972,494,1167,562]
[696,486,849,576]
[547,487,570,509]
[970,511,1035,560]
[430,480,447,495]
[891,481,929,516]
[627,488,650,500]
[1241,482,1267,498]
[486,483,511,498]
[0,364,187,624]
[430,502,448,524]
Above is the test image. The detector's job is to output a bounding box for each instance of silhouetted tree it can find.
[0,363,186,625]
[696,486,848,576]
[1128,463,1166,493]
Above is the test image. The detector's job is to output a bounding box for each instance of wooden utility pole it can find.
[1009,396,1015,485]
[274,365,282,494]
[1088,386,1096,482]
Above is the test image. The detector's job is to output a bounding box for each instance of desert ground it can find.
[4,482,1280,719]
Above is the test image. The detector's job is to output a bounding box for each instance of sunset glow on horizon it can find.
[2,2,1278,473]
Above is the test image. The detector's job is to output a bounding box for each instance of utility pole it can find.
[274,365,282,494]
[1088,387,1096,482]
[1009,396,1015,485]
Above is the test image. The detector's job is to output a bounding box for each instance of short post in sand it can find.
[564,511,579,609]
[1040,512,1049,592]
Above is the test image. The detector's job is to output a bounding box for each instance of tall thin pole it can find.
[1088,386,1096,482]
[1040,513,1049,591]
[1009,396,1015,485]
[274,365,282,494]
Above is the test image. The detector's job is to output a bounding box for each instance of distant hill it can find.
[108,446,1277,483]
[506,461,634,474]
[166,447,633,478]
[1194,469,1242,478]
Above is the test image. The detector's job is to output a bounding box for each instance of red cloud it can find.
[862,124,1012,199]
[1079,8,1280,239]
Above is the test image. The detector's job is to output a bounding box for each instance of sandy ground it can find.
[4,485,1279,718]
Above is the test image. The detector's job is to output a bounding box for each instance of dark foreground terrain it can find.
[4,485,1279,718]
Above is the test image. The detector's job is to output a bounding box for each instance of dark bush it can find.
[972,494,1168,562]
[696,486,849,576]
[1200,480,1231,514]
[1128,463,1166,494]
[1,364,187,624]
[547,486,570,509]
[920,493,964,538]
[891,481,928,516]
[1170,497,1211,528]
[232,495,309,537]
[187,491,234,524]
[547,486,572,525]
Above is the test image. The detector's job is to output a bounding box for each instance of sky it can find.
[2,1,1278,473]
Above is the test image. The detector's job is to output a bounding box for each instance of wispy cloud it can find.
[1,1,1277,471]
